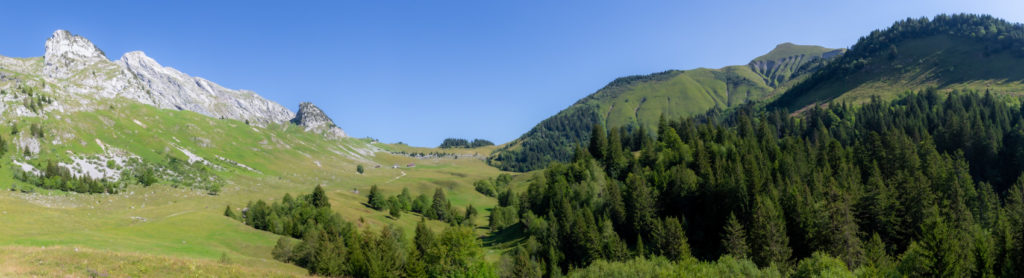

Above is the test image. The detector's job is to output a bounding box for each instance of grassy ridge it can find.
[490,43,840,172]
[773,14,1024,111]
[0,101,508,276]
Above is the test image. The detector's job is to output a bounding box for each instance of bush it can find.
[272,236,295,262]
[792,252,854,278]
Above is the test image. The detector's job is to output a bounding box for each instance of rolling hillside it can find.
[489,44,843,172]
[772,14,1024,110]
[0,31,508,276]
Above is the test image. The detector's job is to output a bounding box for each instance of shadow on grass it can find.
[481,223,526,249]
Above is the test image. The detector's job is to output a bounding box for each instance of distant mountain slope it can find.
[1,30,298,126]
[489,43,842,172]
[772,14,1024,111]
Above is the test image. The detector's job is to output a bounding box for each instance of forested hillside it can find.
[230,89,1024,277]
[490,44,842,172]
[484,90,1024,276]
[773,14,1024,111]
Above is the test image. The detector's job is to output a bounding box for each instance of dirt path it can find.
[385,171,406,184]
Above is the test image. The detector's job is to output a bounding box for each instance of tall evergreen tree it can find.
[589,124,607,161]
[311,184,330,208]
[662,217,692,261]
[722,212,751,259]
[368,185,386,211]
[431,188,450,221]
[751,194,792,267]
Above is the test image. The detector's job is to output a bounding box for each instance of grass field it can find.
[0,101,511,276]
[776,34,1024,110]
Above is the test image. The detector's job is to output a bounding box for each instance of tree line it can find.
[775,13,1024,110]
[440,138,495,149]
[368,185,478,226]
[11,161,120,194]
[485,89,1024,276]
[230,185,493,277]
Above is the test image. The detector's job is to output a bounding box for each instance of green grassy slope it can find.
[0,99,509,276]
[489,43,842,172]
[773,14,1024,111]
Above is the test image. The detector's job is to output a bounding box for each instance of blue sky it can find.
[2,1,1023,146]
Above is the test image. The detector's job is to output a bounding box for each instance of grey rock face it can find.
[116,51,294,124]
[291,102,347,138]
[44,30,107,79]
[4,29,348,136]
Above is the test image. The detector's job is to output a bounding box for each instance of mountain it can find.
[291,102,347,138]
[0,29,501,276]
[489,43,843,172]
[117,51,294,124]
[3,30,298,126]
[772,14,1024,111]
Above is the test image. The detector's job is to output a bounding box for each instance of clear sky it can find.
[1,1,1023,146]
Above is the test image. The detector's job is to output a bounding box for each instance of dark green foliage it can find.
[367,185,386,210]
[356,164,364,174]
[398,188,413,211]
[500,89,1024,277]
[722,213,751,259]
[12,160,120,194]
[474,179,496,197]
[389,201,401,218]
[311,184,330,208]
[234,186,493,277]
[751,194,791,267]
[661,217,692,261]
[440,138,494,148]
[0,135,7,157]
[412,193,431,213]
[489,205,518,232]
[488,105,601,172]
[465,204,478,224]
[29,123,44,138]
[430,188,450,221]
[774,14,1024,110]
[501,246,543,278]
[588,124,607,161]
[272,236,295,262]
[791,252,853,278]
[224,205,237,219]
[474,173,514,197]
[135,165,158,187]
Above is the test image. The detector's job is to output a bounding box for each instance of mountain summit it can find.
[291,102,347,138]
[117,51,294,124]
[43,30,107,79]
[1,30,339,130]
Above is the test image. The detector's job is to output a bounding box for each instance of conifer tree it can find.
[367,185,386,211]
[662,217,692,261]
[589,124,607,161]
[722,212,751,259]
[311,185,330,208]
[751,194,791,267]
[431,188,450,221]
[224,205,237,219]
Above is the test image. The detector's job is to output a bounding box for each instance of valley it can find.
[3,12,1024,278]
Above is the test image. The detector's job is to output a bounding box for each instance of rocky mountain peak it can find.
[44,30,108,79]
[291,102,347,138]
[120,51,160,68]
[115,50,295,125]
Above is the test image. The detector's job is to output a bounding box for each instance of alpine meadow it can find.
[3,3,1024,278]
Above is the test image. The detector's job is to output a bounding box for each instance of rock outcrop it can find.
[117,51,294,124]
[1,29,348,136]
[43,30,108,79]
[291,102,347,138]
